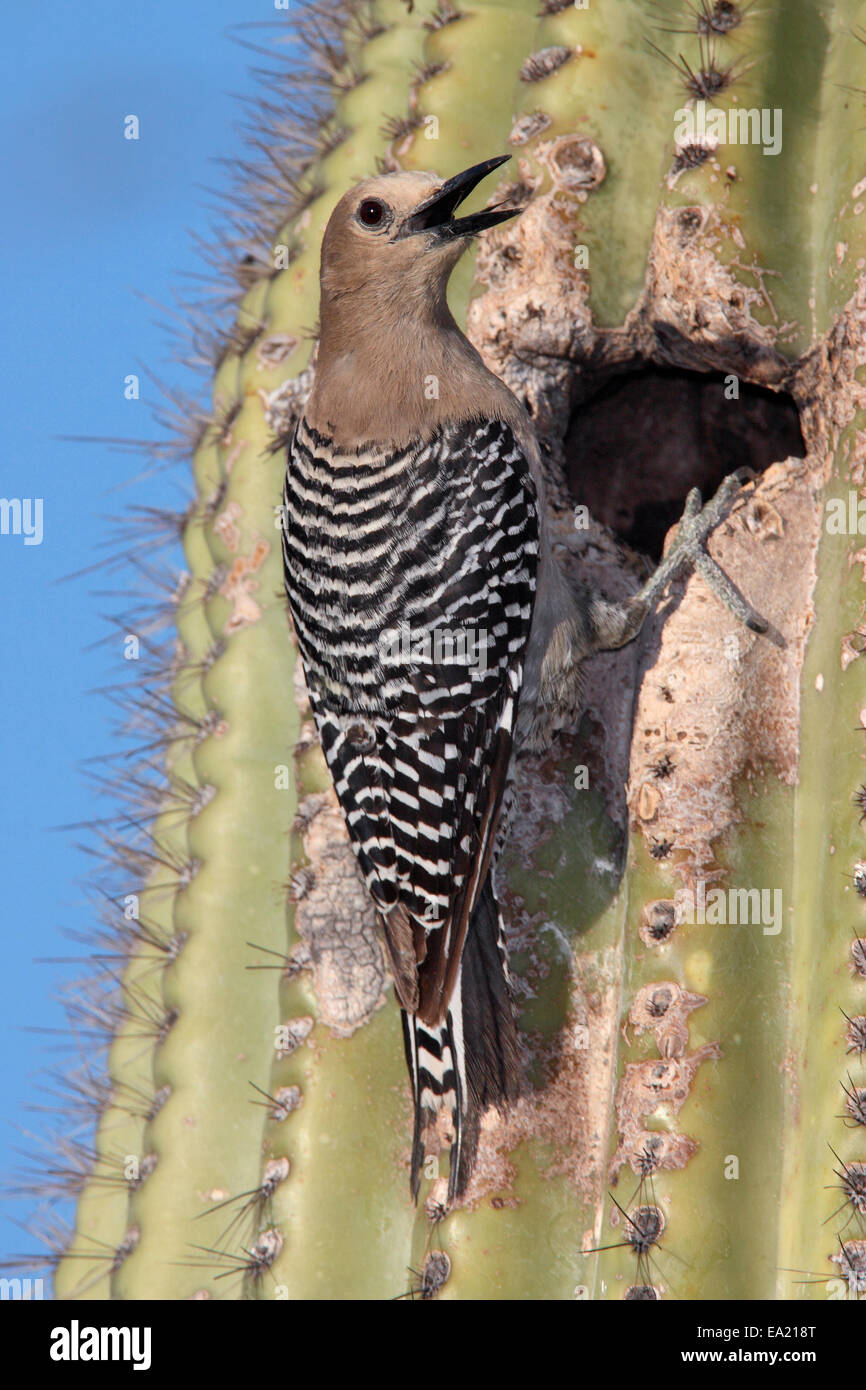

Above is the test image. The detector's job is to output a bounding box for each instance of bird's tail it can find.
[401,875,522,1204]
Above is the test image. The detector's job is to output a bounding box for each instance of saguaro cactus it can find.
[16,0,866,1300]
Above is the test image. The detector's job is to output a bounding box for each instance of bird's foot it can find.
[633,468,768,634]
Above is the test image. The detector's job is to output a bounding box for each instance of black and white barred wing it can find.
[282,417,539,1023]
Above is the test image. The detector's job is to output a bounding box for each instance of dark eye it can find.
[358,199,386,227]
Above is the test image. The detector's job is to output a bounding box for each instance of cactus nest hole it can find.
[563,366,805,560]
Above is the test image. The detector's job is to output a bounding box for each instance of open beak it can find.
[399,154,523,239]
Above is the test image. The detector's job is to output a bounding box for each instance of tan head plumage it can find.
[306,157,527,449]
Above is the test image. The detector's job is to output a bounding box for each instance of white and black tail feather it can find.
[402,876,521,1203]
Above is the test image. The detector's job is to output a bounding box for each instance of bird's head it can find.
[318,155,522,305]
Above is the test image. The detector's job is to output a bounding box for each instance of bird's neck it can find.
[307,283,518,451]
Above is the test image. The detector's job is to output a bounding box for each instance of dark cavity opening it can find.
[564,367,805,561]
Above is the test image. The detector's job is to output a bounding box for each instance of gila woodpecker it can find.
[281,154,766,1204]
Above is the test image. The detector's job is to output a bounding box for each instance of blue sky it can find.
[0,0,297,1276]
